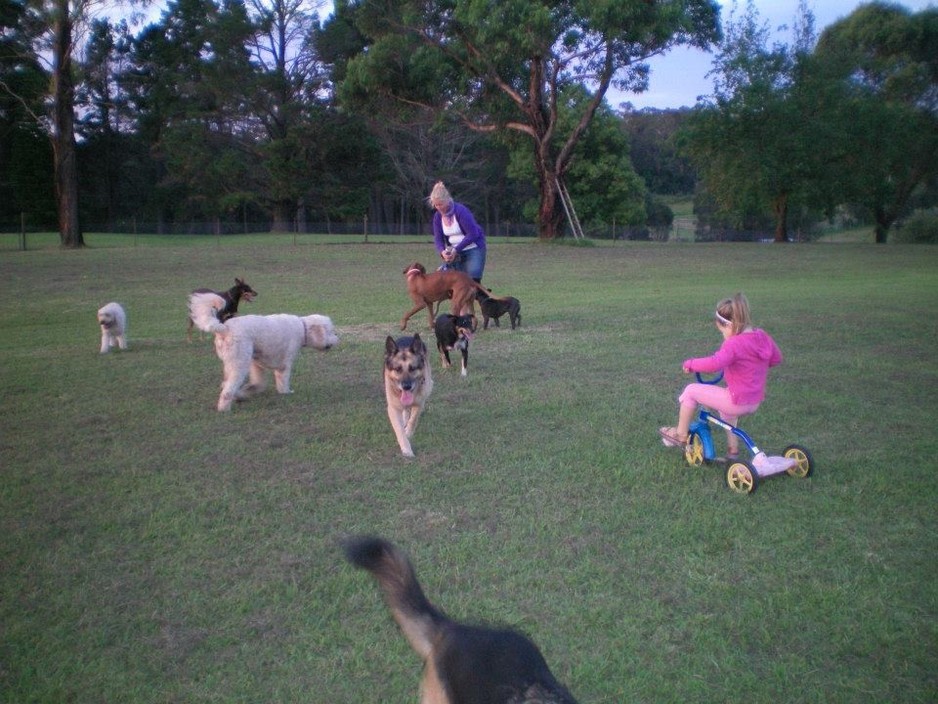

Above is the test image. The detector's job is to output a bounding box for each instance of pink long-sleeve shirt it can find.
[684,329,783,405]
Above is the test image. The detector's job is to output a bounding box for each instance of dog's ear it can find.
[236,277,243,285]
[385,336,398,355]
[410,333,426,355]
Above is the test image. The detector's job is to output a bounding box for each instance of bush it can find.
[891,209,938,243]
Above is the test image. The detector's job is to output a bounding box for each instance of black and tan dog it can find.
[343,535,579,704]
[433,313,475,377]
[477,288,522,330]
[187,277,257,341]
[384,334,434,458]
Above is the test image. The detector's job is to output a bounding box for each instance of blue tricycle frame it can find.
[682,373,814,494]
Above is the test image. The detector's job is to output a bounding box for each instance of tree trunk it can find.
[52,0,83,248]
[536,175,564,239]
[873,206,891,244]
[772,192,788,243]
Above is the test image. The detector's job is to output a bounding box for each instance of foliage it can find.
[681,0,825,243]
[683,0,938,244]
[812,1,938,243]
[891,209,938,244]
[621,107,696,195]
[326,0,720,238]
[0,0,55,226]
[506,85,646,232]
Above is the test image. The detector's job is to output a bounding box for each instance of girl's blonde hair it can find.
[715,293,752,335]
[428,181,453,209]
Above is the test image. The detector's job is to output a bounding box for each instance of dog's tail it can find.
[188,291,229,334]
[472,282,511,302]
[343,536,449,660]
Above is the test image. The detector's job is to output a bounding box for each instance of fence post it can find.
[20,212,26,251]
[363,214,368,243]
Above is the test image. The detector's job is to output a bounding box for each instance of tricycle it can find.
[679,373,814,494]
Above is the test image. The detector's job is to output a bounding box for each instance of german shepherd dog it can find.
[385,335,434,458]
[187,277,257,341]
[434,313,475,376]
[477,288,522,330]
[401,262,509,331]
[343,536,579,704]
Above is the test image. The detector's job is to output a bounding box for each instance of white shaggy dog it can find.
[97,302,128,354]
[188,291,339,411]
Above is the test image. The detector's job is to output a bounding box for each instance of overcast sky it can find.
[622,0,935,110]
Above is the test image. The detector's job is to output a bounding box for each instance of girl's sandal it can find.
[658,426,688,448]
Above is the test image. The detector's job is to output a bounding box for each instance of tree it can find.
[0,0,98,246]
[243,0,333,230]
[813,2,938,243]
[621,107,696,196]
[0,0,55,226]
[681,0,821,242]
[323,0,720,239]
[508,84,646,234]
[127,0,262,230]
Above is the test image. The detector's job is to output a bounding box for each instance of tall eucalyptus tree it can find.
[324,0,720,239]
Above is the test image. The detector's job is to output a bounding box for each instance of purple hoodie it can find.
[432,202,487,254]
[684,329,783,405]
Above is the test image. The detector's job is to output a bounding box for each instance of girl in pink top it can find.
[659,293,783,457]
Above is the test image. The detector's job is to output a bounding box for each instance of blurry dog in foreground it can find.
[187,277,257,341]
[188,291,338,411]
[343,535,579,704]
[97,302,128,353]
[384,335,433,457]
[433,313,475,376]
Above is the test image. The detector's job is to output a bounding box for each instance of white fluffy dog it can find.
[188,291,339,411]
[97,302,128,354]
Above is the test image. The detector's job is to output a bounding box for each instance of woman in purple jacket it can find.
[429,181,487,283]
[659,293,783,458]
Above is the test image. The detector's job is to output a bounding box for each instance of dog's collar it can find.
[406,268,423,278]
[301,319,308,346]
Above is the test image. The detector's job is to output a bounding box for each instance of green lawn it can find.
[1,237,936,703]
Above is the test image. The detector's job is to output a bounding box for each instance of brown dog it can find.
[401,262,507,330]
[343,535,579,704]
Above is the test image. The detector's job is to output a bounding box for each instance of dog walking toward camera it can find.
[187,278,257,342]
[434,313,475,376]
[188,291,338,411]
[343,535,580,704]
[97,302,128,353]
[384,334,433,457]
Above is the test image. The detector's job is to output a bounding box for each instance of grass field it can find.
[1,236,936,703]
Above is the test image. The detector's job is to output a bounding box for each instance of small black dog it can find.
[187,277,257,341]
[433,313,475,376]
[477,288,521,330]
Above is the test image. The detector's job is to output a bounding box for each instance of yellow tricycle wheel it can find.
[783,444,814,478]
[685,433,706,466]
[726,460,758,494]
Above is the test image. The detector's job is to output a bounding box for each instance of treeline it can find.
[1,0,935,245]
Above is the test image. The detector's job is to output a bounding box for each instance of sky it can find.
[622,0,936,110]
